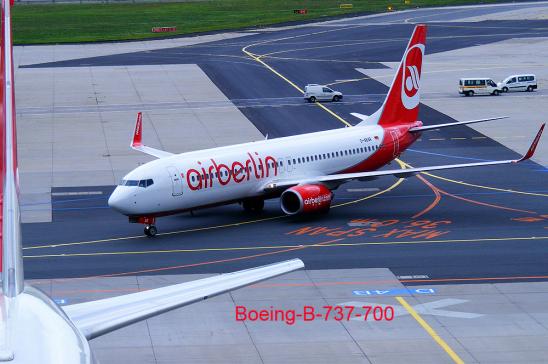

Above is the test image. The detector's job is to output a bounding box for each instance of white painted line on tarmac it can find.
[51,191,103,196]
[346,188,381,192]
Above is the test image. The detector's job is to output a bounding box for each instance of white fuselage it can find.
[109,125,391,217]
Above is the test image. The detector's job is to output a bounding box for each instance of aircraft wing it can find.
[409,116,508,132]
[263,123,544,191]
[131,112,174,158]
[63,259,304,340]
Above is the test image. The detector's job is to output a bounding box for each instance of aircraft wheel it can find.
[144,225,157,237]
[243,198,264,213]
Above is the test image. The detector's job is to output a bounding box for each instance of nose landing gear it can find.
[130,216,158,238]
[144,224,158,237]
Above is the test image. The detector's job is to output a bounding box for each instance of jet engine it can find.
[280,184,333,215]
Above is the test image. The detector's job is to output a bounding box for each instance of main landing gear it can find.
[130,216,158,238]
[242,198,264,213]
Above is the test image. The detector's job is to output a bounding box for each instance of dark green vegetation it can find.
[13,0,502,44]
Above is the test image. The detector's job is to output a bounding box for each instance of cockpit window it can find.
[119,179,153,187]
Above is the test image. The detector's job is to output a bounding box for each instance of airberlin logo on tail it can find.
[401,44,424,110]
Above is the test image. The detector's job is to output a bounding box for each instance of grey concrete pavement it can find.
[29,268,548,364]
[14,32,254,67]
[16,64,264,222]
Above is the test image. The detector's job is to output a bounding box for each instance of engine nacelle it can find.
[280,184,333,215]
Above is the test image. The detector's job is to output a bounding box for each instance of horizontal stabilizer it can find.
[131,112,174,159]
[63,259,304,340]
[350,112,369,121]
[409,116,508,132]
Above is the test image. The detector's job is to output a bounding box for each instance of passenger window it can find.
[322,88,333,93]
[518,77,525,82]
[479,80,485,86]
[293,159,296,164]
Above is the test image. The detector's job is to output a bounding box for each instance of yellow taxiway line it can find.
[24,236,548,259]
[396,296,465,364]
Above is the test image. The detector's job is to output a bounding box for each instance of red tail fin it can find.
[361,24,427,127]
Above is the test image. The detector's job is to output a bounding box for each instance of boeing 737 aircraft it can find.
[108,25,545,236]
[0,2,304,362]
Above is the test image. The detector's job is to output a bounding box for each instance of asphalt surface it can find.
[21,5,548,281]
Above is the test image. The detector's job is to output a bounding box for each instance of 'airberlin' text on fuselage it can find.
[186,152,278,191]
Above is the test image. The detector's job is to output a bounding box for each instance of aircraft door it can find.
[167,166,184,196]
[285,156,294,173]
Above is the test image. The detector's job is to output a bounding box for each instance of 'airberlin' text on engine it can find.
[185,152,277,191]
[304,194,332,207]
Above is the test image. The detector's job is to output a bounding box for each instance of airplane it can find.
[0,1,304,362]
[108,24,545,237]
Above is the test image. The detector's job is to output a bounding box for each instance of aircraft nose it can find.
[108,187,128,214]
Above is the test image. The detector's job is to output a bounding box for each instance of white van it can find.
[458,78,501,96]
[498,74,537,92]
[304,84,343,102]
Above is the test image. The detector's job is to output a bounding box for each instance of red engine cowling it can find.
[280,184,333,215]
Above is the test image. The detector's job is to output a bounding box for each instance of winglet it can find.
[517,123,545,162]
[129,112,174,159]
[132,112,143,148]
